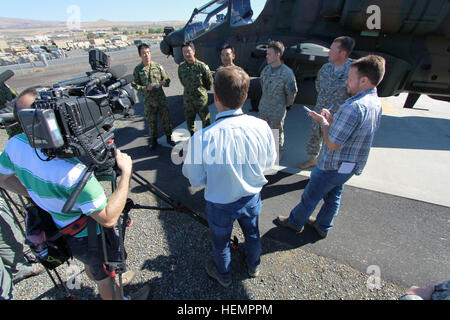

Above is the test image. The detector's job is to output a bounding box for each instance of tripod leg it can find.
[110,170,126,300]
[53,268,74,300]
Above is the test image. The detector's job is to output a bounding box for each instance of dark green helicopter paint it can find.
[161,0,449,108]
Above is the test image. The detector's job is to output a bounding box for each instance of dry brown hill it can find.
[0,17,186,31]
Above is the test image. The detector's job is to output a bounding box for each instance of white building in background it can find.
[22,35,50,43]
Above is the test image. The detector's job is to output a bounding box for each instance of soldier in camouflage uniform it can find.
[132,44,175,150]
[258,41,298,156]
[212,44,237,80]
[178,42,214,135]
[220,44,236,68]
[300,36,355,170]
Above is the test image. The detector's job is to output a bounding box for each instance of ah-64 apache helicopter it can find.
[160,0,449,109]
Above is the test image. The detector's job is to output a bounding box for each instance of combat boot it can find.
[300,156,318,170]
[149,138,158,150]
[166,135,176,147]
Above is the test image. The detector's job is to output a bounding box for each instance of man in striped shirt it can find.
[277,55,386,238]
[0,89,149,300]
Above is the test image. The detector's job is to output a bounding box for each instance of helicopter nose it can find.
[160,39,173,56]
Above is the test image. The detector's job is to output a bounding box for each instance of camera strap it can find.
[47,214,89,242]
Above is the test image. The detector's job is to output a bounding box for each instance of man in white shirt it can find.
[182,66,277,287]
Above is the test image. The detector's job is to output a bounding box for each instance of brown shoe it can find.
[120,270,136,286]
[300,156,318,170]
[307,217,328,238]
[276,216,303,233]
[14,263,45,284]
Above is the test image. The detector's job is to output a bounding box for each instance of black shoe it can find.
[166,136,176,147]
[149,138,158,150]
[247,265,260,278]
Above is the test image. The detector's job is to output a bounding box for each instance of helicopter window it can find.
[231,0,267,27]
[185,0,230,42]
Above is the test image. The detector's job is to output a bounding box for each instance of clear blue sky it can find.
[1,0,267,22]
[2,0,214,22]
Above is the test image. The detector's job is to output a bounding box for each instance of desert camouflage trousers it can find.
[306,104,340,157]
[259,105,287,153]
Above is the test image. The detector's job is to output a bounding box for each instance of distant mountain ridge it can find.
[0,17,65,29]
[0,17,185,30]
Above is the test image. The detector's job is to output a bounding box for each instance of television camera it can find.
[17,50,136,168]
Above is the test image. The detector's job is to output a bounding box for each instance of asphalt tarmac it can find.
[4,47,449,288]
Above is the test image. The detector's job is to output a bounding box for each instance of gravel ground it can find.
[1,115,408,301]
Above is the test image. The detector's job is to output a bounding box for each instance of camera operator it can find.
[0,88,150,300]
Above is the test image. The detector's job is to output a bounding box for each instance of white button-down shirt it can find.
[182,108,277,204]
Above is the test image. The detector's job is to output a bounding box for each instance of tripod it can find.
[62,160,190,300]
[2,158,240,300]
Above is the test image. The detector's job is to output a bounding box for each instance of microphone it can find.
[54,75,92,88]
[0,70,14,83]
[107,74,134,91]
[85,65,128,87]
[108,65,127,79]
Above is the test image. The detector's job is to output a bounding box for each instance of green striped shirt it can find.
[0,134,107,237]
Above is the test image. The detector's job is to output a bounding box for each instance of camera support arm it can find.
[62,165,95,214]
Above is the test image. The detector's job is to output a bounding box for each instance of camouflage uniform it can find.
[258,64,298,152]
[132,61,173,139]
[178,59,213,134]
[306,60,351,157]
[212,62,236,80]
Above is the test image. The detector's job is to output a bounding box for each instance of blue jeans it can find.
[206,194,263,278]
[289,167,354,234]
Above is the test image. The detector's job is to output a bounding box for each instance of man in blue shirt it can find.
[277,55,386,238]
[183,66,277,287]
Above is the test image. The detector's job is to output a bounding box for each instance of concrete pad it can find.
[117,96,449,287]
[161,93,450,207]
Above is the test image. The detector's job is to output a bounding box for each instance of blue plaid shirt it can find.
[317,88,382,175]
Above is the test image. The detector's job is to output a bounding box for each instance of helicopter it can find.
[160,0,449,109]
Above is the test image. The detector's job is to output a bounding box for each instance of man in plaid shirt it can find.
[277,55,386,238]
